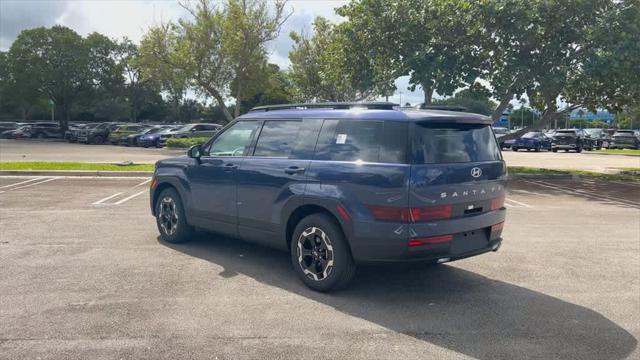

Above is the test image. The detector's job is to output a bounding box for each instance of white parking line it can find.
[114,190,147,205]
[524,179,640,208]
[92,192,124,205]
[510,189,547,196]
[0,177,45,189]
[135,179,152,187]
[505,198,532,208]
[0,177,58,194]
[535,179,640,206]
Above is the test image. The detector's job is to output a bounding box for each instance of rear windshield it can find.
[411,123,501,164]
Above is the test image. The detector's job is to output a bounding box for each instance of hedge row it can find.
[166,137,210,148]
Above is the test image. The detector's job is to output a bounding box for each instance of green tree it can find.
[337,0,487,104]
[491,0,639,139]
[433,83,497,116]
[238,64,292,113]
[9,26,89,129]
[289,17,381,102]
[140,0,288,123]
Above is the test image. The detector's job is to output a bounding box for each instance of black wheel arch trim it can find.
[281,196,355,252]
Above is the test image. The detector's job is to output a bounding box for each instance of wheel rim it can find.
[158,196,179,236]
[296,227,335,281]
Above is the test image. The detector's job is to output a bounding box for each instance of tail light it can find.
[409,205,452,222]
[366,205,410,222]
[408,235,453,246]
[491,222,504,233]
[491,195,505,210]
[367,205,451,222]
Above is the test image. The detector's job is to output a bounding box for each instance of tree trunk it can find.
[201,83,234,124]
[422,83,433,105]
[234,84,242,118]
[491,93,514,122]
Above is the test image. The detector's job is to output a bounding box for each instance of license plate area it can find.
[451,229,489,255]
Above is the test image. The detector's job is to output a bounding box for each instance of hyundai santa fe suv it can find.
[150,103,507,291]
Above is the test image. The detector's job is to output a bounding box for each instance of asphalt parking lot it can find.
[0,175,638,359]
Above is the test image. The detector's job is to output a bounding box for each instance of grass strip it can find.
[591,149,640,156]
[0,162,154,172]
[508,166,639,181]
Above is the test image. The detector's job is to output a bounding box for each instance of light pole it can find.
[49,99,54,122]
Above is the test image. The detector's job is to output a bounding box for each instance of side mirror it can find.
[187,144,202,159]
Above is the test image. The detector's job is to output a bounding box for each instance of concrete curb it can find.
[0,170,153,177]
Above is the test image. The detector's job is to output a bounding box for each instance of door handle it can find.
[284,166,305,175]
[223,163,237,171]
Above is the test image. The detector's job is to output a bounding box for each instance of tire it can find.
[512,147,518,152]
[37,133,45,139]
[576,146,583,153]
[290,213,355,292]
[552,148,558,153]
[155,188,194,244]
[534,144,541,152]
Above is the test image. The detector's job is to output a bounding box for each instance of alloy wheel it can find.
[296,227,335,281]
[158,196,179,236]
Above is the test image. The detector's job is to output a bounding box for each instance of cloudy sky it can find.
[0,0,424,104]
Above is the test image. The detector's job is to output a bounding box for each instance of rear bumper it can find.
[552,144,577,149]
[348,208,506,263]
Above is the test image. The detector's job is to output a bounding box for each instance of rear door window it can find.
[314,120,407,163]
[253,119,323,159]
[411,122,501,164]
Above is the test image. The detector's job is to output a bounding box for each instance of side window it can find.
[193,125,204,131]
[253,121,302,158]
[205,121,260,157]
[314,120,384,163]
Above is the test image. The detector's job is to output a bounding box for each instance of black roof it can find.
[242,102,492,124]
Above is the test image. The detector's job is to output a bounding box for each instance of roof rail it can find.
[249,102,398,112]
[416,104,469,112]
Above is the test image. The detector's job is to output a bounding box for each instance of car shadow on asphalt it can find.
[158,234,637,360]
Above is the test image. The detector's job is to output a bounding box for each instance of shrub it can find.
[166,137,209,148]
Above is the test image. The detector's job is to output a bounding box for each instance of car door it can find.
[187,120,262,237]
[236,118,323,247]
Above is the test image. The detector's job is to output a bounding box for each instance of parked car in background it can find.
[138,126,181,147]
[123,125,172,147]
[551,129,586,152]
[582,128,609,149]
[0,122,19,134]
[64,123,88,142]
[511,131,553,152]
[158,123,222,147]
[2,125,31,139]
[609,130,640,149]
[150,103,506,291]
[108,124,145,145]
[30,122,62,139]
[78,122,119,144]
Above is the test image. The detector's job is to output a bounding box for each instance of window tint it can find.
[315,120,382,162]
[206,121,260,156]
[314,120,407,163]
[254,121,302,158]
[411,123,501,164]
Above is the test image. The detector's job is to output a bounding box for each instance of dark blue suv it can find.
[150,103,506,291]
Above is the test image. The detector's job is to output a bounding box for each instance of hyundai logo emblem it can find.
[470,167,482,178]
